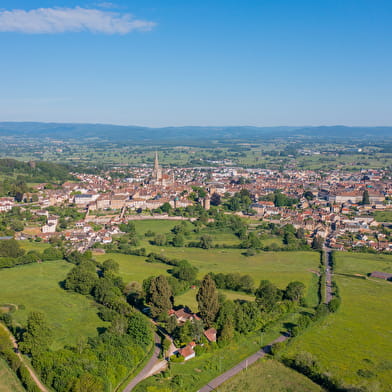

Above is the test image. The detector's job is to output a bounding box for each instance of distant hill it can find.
[0,122,390,142]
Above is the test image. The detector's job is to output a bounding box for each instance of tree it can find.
[255,280,280,312]
[311,236,324,250]
[146,275,173,320]
[166,315,178,334]
[210,193,221,206]
[216,300,236,329]
[0,239,25,258]
[303,191,314,200]
[42,247,63,261]
[102,259,119,274]
[219,320,234,344]
[239,275,254,294]
[65,264,98,295]
[199,235,213,249]
[128,312,152,346]
[197,275,219,326]
[119,221,136,234]
[178,320,192,343]
[190,319,204,342]
[284,281,305,302]
[153,233,167,246]
[160,202,172,213]
[72,373,104,392]
[362,190,370,205]
[172,260,198,283]
[20,311,53,356]
[328,297,341,313]
[172,233,184,247]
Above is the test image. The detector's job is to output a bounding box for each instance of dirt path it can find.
[197,334,289,392]
[0,323,49,392]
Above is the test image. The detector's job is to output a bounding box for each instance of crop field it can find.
[0,261,108,350]
[216,358,324,392]
[0,358,25,392]
[283,252,392,391]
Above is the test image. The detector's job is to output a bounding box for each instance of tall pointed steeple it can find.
[152,151,162,182]
[154,151,159,171]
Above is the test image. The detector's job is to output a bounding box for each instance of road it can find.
[0,323,49,392]
[122,332,163,392]
[197,334,289,392]
[324,246,334,304]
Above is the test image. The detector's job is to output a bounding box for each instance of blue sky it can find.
[0,0,391,126]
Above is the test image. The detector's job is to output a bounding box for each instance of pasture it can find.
[175,289,254,312]
[0,261,108,350]
[0,359,25,392]
[216,358,324,392]
[334,252,392,277]
[283,252,392,390]
[96,249,320,306]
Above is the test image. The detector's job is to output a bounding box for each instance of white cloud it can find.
[96,2,118,9]
[0,7,156,34]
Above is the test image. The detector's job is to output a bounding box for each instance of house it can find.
[0,197,14,212]
[203,328,217,343]
[42,224,56,233]
[169,307,200,324]
[178,342,196,361]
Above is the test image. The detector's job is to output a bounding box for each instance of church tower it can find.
[152,151,163,182]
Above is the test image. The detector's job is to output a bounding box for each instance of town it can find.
[1,152,391,254]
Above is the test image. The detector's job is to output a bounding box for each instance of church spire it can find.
[154,151,159,170]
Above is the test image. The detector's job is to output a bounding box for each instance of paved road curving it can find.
[122,332,162,392]
[197,334,289,392]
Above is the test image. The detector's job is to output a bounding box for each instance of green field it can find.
[175,289,254,312]
[216,358,324,392]
[373,210,392,222]
[96,248,320,308]
[153,248,319,297]
[334,252,392,277]
[0,359,25,392]
[0,261,108,350]
[18,240,50,253]
[283,252,392,391]
[133,219,241,246]
[95,252,171,283]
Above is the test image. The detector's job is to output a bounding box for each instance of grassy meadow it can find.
[175,289,254,312]
[0,261,108,350]
[283,252,392,391]
[0,359,25,392]
[216,358,324,392]
[96,248,320,307]
[95,219,321,309]
[334,252,392,277]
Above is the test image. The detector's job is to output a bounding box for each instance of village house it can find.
[169,307,201,324]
